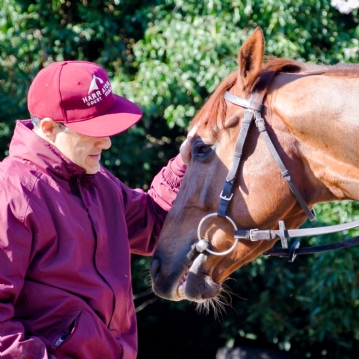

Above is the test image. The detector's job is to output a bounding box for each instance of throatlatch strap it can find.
[254,112,316,221]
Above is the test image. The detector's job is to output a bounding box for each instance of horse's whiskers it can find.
[144,272,153,288]
[195,287,232,319]
[222,280,247,301]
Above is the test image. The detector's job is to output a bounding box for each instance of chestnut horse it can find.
[150,27,359,308]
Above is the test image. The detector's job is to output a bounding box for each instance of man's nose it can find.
[97,136,111,150]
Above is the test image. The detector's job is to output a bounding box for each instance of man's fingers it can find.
[186,125,197,140]
[180,125,197,165]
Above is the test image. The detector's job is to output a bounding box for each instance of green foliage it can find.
[2,0,359,358]
[117,0,359,131]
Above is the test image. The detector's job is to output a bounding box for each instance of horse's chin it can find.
[163,253,222,303]
[177,272,222,303]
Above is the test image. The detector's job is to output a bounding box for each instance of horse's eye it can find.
[192,140,214,161]
[196,144,212,154]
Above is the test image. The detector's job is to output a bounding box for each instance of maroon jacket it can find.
[0,121,186,359]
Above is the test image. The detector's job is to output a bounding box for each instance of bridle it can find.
[194,72,359,262]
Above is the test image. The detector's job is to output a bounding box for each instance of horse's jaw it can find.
[150,248,221,303]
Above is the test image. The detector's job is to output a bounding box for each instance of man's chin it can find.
[84,163,100,175]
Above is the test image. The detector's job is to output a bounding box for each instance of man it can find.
[0,61,192,359]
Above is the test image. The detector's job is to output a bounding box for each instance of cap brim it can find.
[65,94,143,137]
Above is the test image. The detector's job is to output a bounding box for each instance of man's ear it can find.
[34,118,61,143]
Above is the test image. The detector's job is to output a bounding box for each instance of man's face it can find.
[54,129,112,174]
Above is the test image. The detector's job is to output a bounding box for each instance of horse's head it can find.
[151,27,321,306]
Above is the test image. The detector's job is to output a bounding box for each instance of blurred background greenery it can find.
[2,0,359,358]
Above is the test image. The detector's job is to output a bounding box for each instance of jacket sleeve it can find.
[148,153,187,211]
[123,154,187,255]
[0,199,54,359]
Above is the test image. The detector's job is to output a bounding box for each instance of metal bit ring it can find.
[196,213,239,256]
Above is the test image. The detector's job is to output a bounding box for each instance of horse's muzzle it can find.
[151,244,221,302]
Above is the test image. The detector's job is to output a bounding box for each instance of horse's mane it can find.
[191,56,359,131]
[303,62,359,76]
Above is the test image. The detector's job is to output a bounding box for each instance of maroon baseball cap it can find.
[27,61,142,137]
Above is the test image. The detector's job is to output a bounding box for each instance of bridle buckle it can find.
[219,191,233,201]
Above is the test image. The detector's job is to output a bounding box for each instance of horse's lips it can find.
[175,261,190,300]
[176,281,187,299]
[175,253,206,300]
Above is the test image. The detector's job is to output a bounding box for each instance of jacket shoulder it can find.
[0,157,38,190]
[0,158,38,218]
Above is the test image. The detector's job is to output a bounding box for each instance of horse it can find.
[150,27,359,309]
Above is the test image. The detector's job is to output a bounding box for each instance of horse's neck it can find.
[272,72,359,203]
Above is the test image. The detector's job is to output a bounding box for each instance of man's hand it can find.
[180,126,197,165]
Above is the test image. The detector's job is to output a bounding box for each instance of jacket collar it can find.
[9,120,87,180]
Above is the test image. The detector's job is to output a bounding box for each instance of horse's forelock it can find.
[191,72,237,135]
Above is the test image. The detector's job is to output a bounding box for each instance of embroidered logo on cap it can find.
[88,75,104,94]
[82,75,112,107]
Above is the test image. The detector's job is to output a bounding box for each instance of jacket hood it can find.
[9,120,86,179]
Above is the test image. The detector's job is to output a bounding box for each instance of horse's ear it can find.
[238,27,264,93]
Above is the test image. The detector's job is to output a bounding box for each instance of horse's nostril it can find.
[150,258,161,280]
